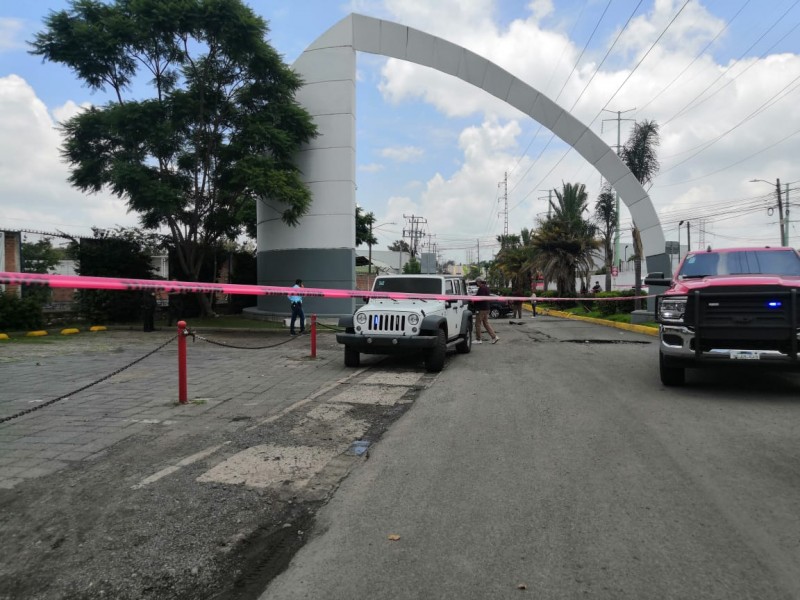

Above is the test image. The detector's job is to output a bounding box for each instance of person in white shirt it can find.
[288,279,305,335]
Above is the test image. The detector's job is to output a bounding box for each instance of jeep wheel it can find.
[456,320,472,354]
[344,346,360,368]
[659,351,685,386]
[425,329,447,372]
[489,307,501,319]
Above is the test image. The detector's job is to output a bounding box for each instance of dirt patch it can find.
[0,369,421,600]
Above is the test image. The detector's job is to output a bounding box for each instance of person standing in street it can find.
[511,285,523,319]
[473,278,499,344]
[288,279,305,335]
[530,291,538,318]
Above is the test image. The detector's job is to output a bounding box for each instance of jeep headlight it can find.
[356,312,367,325]
[408,313,420,325]
[659,296,687,323]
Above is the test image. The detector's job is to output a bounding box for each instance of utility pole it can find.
[539,189,554,218]
[402,214,427,258]
[777,178,786,246]
[601,108,636,270]
[499,172,508,237]
[785,182,790,246]
[680,220,691,253]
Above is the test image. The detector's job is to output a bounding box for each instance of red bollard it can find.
[311,314,317,358]
[177,320,188,404]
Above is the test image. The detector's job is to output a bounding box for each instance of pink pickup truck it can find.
[645,247,800,386]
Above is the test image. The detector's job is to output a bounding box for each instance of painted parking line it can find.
[132,442,229,489]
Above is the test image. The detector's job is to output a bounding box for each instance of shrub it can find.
[593,290,637,316]
[0,291,44,331]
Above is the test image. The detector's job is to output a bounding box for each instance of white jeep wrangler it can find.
[336,274,473,372]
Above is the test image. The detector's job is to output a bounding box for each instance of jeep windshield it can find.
[677,249,800,279]
[373,277,442,294]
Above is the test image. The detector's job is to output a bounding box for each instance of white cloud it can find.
[0,18,25,52]
[359,162,385,172]
[52,100,91,124]
[528,0,554,22]
[380,145,424,162]
[0,75,136,234]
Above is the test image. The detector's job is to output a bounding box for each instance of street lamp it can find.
[368,221,396,277]
[750,178,786,245]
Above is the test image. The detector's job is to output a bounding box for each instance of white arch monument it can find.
[256,14,670,316]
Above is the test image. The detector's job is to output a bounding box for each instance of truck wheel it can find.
[425,329,447,372]
[489,307,500,319]
[659,351,685,386]
[344,346,360,368]
[456,320,472,354]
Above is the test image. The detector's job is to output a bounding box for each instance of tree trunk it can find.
[198,293,215,317]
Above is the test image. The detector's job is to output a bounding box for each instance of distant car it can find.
[488,294,513,319]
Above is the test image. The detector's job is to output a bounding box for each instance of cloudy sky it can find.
[2,0,800,265]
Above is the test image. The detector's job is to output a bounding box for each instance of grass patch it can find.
[542,306,658,329]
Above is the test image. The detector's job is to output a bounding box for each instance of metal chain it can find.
[190,323,342,349]
[190,331,296,350]
[0,335,177,425]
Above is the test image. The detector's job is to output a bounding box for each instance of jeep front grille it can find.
[364,313,407,333]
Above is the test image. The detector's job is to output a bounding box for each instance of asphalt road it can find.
[260,316,800,600]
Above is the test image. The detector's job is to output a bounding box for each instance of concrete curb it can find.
[539,307,658,337]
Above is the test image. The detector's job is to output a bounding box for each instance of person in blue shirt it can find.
[288,278,305,335]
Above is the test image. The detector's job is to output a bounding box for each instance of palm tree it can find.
[495,230,541,294]
[619,120,660,308]
[531,182,599,295]
[594,184,616,292]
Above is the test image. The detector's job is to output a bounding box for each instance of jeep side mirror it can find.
[644,272,672,287]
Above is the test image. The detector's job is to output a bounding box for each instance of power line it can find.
[662,0,800,127]
[635,0,752,117]
[511,0,692,212]
[507,1,644,206]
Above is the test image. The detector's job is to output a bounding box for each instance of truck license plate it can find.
[730,350,760,360]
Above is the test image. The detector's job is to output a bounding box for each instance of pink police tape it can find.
[0,272,655,303]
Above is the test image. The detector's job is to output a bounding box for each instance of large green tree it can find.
[619,120,660,307]
[30,0,317,315]
[532,182,598,295]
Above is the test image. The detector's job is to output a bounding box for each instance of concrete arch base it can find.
[249,248,355,318]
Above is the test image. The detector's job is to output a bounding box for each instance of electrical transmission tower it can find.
[498,172,508,237]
